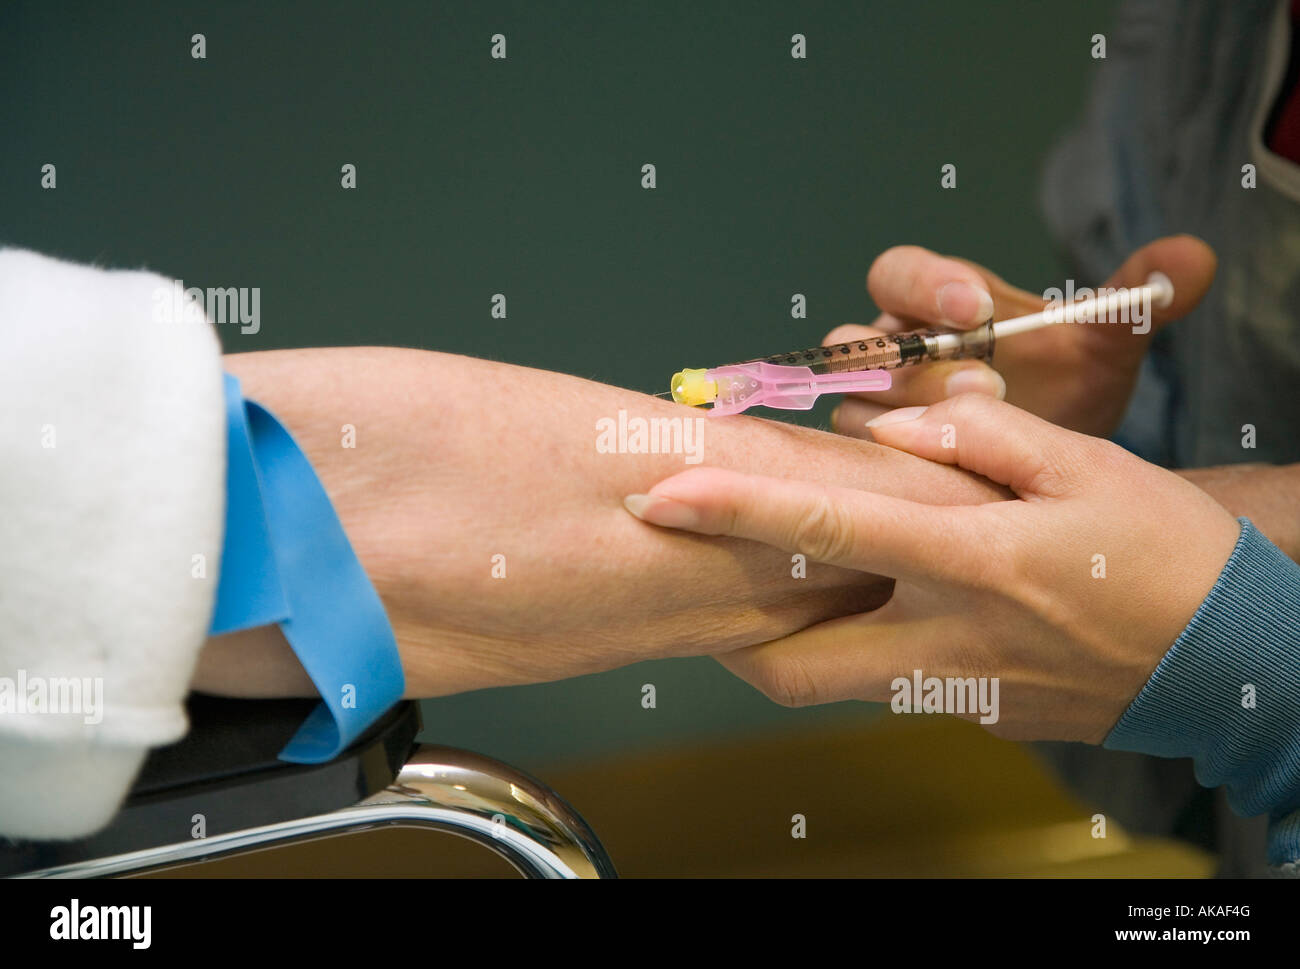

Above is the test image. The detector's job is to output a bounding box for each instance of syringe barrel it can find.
[746,321,995,374]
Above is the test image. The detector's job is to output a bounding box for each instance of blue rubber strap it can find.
[209,374,405,763]
[210,376,291,634]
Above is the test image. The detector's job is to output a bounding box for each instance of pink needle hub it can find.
[700,362,892,416]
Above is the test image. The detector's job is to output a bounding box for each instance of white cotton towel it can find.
[0,248,225,838]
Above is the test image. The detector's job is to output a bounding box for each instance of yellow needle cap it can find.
[670,368,717,406]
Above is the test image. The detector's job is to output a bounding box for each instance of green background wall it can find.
[3,0,1115,768]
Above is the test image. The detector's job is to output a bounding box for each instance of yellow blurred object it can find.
[670,368,717,407]
[538,715,1216,877]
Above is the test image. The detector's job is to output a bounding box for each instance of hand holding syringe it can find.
[671,273,1173,416]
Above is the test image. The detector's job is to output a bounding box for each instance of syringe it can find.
[671,272,1173,416]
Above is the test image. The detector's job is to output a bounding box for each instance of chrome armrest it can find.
[20,745,616,879]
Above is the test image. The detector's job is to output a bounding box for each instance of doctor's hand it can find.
[624,394,1241,743]
[827,235,1217,438]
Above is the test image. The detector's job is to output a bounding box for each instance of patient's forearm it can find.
[1179,463,1300,563]
[195,348,1007,698]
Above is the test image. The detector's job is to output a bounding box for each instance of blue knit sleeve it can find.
[1103,519,1300,868]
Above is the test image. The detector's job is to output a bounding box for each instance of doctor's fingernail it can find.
[865,405,928,428]
[937,282,994,326]
[944,368,1006,400]
[623,493,701,529]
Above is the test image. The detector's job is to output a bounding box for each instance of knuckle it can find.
[928,392,983,457]
[1086,437,1132,474]
[754,654,821,708]
[951,510,1027,593]
[789,493,859,564]
[720,492,744,537]
[1043,435,1123,494]
[944,639,993,682]
[981,515,1036,585]
[958,545,1009,595]
[943,390,992,424]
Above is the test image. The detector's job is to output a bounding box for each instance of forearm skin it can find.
[196,347,1009,698]
[1179,464,1300,564]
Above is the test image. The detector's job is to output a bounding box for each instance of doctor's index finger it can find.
[624,466,981,584]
